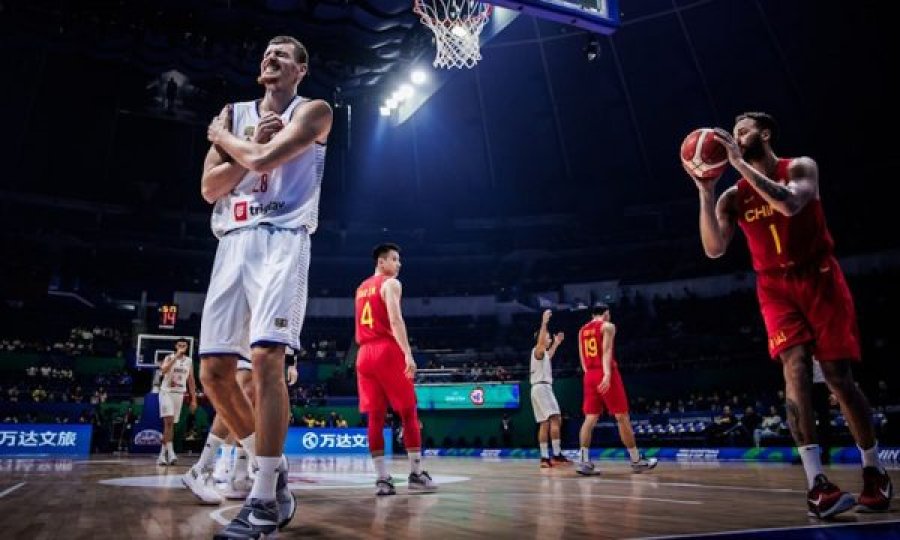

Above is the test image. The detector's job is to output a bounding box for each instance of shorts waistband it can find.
[532,381,552,385]
[223,223,307,236]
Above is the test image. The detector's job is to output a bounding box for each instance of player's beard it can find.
[741,134,765,161]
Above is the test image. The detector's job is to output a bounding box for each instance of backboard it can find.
[490,0,619,34]
[135,334,195,370]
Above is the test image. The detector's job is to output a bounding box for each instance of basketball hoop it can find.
[414,0,493,69]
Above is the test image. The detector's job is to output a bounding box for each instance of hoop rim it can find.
[413,0,494,26]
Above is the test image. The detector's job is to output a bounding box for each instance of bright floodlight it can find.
[379,106,391,116]
[386,98,398,109]
[398,84,414,100]
[410,69,427,85]
[451,25,469,38]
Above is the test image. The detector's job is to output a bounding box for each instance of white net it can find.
[414,0,493,69]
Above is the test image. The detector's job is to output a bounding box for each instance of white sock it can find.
[627,447,640,462]
[373,456,389,479]
[166,442,175,456]
[859,442,884,472]
[798,444,825,489]
[579,447,590,463]
[196,433,225,471]
[408,451,422,475]
[239,433,257,467]
[249,456,279,501]
[159,446,168,460]
[539,443,550,459]
[219,444,234,464]
[233,447,249,479]
[551,439,562,456]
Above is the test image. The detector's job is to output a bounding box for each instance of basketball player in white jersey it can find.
[158,339,198,466]
[187,35,332,539]
[531,309,570,468]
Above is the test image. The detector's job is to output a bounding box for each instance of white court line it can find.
[0,482,25,498]
[633,517,900,539]
[424,492,701,506]
[73,460,129,465]
[588,478,803,494]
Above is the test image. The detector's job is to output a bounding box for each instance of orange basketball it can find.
[680,128,727,179]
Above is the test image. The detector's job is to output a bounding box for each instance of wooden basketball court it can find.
[0,455,896,538]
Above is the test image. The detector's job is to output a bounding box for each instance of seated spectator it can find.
[302,413,316,428]
[3,415,19,424]
[315,416,326,428]
[754,405,784,447]
[336,415,348,428]
[26,366,37,378]
[71,386,84,403]
[7,386,19,403]
[327,411,338,428]
[32,385,48,403]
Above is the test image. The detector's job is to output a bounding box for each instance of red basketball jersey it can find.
[355,274,394,345]
[736,158,835,273]
[578,320,617,374]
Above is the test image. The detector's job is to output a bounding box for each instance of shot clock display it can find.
[158,304,178,330]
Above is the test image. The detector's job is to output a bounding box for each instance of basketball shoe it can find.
[576,461,601,476]
[157,448,169,467]
[856,467,892,513]
[408,471,437,492]
[275,456,297,529]
[213,450,233,483]
[551,454,572,465]
[630,455,659,473]
[182,465,224,505]
[376,476,396,496]
[219,450,253,500]
[540,457,553,469]
[213,498,278,540]
[807,474,855,519]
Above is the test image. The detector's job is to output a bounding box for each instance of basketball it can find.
[680,128,728,179]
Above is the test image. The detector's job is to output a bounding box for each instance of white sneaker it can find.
[182,466,223,505]
[212,453,232,483]
[168,453,178,466]
[157,451,169,466]
[576,461,601,476]
[218,475,252,500]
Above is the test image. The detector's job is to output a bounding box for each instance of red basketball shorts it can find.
[756,255,860,362]
[583,369,629,416]
[356,340,417,413]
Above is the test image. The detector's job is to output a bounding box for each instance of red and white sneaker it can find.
[857,467,893,513]
[807,474,855,519]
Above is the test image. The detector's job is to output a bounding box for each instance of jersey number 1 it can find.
[768,224,782,255]
[360,301,374,329]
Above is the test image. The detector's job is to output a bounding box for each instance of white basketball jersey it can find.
[161,355,192,393]
[530,347,553,385]
[210,97,327,238]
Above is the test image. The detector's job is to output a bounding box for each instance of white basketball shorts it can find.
[159,390,185,423]
[531,383,561,423]
[199,225,310,361]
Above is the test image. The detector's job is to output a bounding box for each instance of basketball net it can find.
[414,0,493,69]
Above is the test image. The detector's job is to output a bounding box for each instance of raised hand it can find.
[712,128,743,168]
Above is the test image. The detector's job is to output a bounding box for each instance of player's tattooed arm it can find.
[741,157,818,216]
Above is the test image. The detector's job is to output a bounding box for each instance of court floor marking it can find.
[634,517,900,539]
[587,477,804,494]
[0,482,26,498]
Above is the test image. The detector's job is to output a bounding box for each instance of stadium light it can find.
[410,69,427,85]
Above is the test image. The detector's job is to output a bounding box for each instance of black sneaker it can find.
[275,460,296,529]
[213,498,279,539]
[408,471,437,492]
[376,476,396,496]
[551,454,572,465]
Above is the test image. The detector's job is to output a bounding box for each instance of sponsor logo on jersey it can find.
[243,125,255,140]
[469,386,485,406]
[275,318,288,328]
[234,201,248,221]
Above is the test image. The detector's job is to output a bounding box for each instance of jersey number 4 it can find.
[360,301,374,329]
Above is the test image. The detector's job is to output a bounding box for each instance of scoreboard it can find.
[158,304,178,330]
